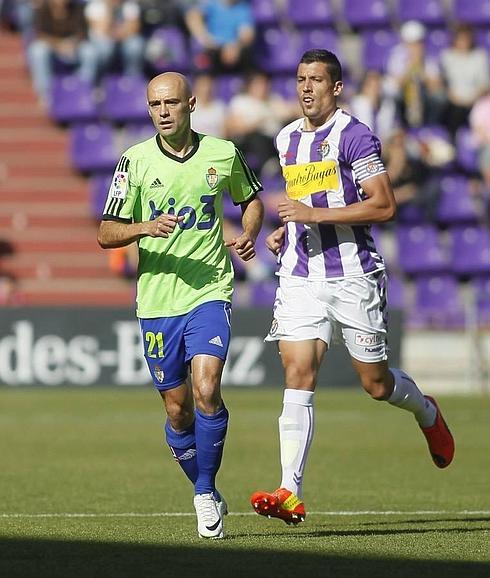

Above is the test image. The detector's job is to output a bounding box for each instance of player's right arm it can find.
[97,152,182,249]
[97,216,182,249]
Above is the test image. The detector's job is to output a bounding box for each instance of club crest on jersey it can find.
[154,365,164,383]
[110,171,128,199]
[206,167,218,188]
[318,139,331,159]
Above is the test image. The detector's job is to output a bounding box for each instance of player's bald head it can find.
[147,72,196,141]
[147,72,192,101]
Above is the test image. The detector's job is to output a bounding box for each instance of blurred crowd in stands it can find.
[1,0,489,327]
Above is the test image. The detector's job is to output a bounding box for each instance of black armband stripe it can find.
[101,214,132,223]
[115,155,130,173]
[114,199,124,217]
[106,198,117,215]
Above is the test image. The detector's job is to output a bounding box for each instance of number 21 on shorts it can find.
[145,331,164,358]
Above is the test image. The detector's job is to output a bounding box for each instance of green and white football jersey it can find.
[102,132,262,318]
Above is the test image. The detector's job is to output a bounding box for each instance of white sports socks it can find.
[388,368,437,428]
[279,388,315,499]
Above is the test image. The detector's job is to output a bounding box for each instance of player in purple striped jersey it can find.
[250,50,454,526]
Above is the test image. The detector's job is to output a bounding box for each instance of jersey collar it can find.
[155,131,200,163]
[300,107,341,133]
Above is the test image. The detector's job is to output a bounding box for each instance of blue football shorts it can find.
[139,300,232,391]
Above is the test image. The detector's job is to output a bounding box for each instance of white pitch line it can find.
[0,510,489,519]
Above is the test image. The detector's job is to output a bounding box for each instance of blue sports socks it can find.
[165,420,198,484]
[194,405,229,495]
[165,405,229,495]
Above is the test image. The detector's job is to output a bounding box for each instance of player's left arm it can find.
[278,172,397,226]
[225,196,264,261]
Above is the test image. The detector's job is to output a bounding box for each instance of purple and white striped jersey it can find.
[276,108,387,280]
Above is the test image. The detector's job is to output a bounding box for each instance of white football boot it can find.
[193,493,224,539]
[215,490,228,518]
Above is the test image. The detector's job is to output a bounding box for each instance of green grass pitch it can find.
[1,387,489,578]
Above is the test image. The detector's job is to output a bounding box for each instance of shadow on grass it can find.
[359,517,490,527]
[1,537,489,578]
[236,523,490,539]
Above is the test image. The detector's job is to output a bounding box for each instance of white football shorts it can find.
[265,272,389,363]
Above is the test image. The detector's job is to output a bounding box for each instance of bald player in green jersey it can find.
[97,72,264,539]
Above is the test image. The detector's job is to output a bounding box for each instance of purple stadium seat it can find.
[396,202,427,224]
[362,29,399,72]
[122,122,156,150]
[146,27,189,73]
[286,0,334,27]
[454,0,490,25]
[90,173,113,218]
[257,27,305,73]
[99,75,149,123]
[247,227,280,281]
[251,0,281,26]
[250,279,278,307]
[410,275,465,329]
[425,28,450,59]
[396,224,449,275]
[217,75,244,102]
[410,124,451,146]
[260,174,284,223]
[230,251,247,279]
[271,75,298,101]
[450,226,490,276]
[436,175,480,225]
[70,122,119,173]
[472,276,490,326]
[397,0,446,26]
[49,74,98,123]
[343,0,391,28]
[223,193,240,221]
[476,28,490,53]
[455,127,479,174]
[387,272,405,310]
[302,28,338,54]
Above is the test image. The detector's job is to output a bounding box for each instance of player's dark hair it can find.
[300,49,342,83]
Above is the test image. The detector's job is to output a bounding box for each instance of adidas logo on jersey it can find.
[150,178,163,189]
[209,335,223,347]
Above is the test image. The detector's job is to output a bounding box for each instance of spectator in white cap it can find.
[385,20,445,128]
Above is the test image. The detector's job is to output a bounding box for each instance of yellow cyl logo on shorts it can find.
[283,160,339,200]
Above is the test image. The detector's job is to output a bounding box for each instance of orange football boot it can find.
[250,488,305,525]
[421,396,455,468]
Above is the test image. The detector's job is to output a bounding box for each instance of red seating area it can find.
[0,31,133,305]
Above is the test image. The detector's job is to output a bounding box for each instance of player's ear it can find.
[189,96,196,113]
[333,81,343,96]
